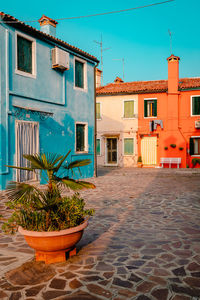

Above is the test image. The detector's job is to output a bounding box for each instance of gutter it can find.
[93,63,99,177]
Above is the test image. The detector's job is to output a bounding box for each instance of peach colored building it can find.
[96,77,138,167]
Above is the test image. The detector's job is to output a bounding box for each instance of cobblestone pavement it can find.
[0,167,200,300]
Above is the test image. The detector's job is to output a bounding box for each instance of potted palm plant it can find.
[2,150,95,264]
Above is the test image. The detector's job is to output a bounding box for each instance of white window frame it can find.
[191,95,200,117]
[15,120,39,182]
[74,57,87,91]
[96,102,102,120]
[75,122,88,153]
[123,138,134,156]
[15,31,36,79]
[144,98,157,119]
[191,136,200,157]
[105,137,118,166]
[96,138,101,156]
[122,100,136,119]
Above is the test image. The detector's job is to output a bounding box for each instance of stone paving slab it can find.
[0,167,200,299]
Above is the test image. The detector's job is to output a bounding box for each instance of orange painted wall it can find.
[138,89,200,168]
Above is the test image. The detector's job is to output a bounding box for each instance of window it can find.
[124,138,134,155]
[96,139,100,155]
[76,123,88,152]
[16,32,36,77]
[190,137,200,155]
[144,99,157,117]
[75,59,85,89]
[96,103,101,120]
[192,96,200,116]
[124,101,134,118]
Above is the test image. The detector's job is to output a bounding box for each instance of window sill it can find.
[144,116,157,119]
[124,154,134,156]
[74,86,88,93]
[15,69,36,79]
[191,114,200,117]
[122,117,137,120]
[97,118,102,121]
[75,151,88,154]
[191,155,200,157]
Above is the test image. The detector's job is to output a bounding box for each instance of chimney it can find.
[96,68,102,88]
[38,15,58,37]
[114,77,124,83]
[167,54,180,94]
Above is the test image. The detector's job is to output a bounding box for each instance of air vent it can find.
[51,47,69,70]
[195,121,200,129]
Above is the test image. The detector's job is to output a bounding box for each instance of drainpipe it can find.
[93,64,98,177]
[0,27,10,176]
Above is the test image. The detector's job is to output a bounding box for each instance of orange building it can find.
[138,55,200,168]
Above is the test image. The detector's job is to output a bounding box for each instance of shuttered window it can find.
[124,138,134,155]
[144,99,157,117]
[76,124,85,152]
[124,101,134,118]
[75,60,84,88]
[96,103,101,119]
[17,35,33,74]
[192,96,200,115]
[190,137,200,155]
[96,139,100,155]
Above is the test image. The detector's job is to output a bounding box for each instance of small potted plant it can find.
[170,144,176,148]
[192,158,200,168]
[2,151,95,264]
[179,147,184,151]
[164,146,168,150]
[137,156,143,168]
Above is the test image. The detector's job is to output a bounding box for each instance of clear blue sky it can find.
[1,0,200,85]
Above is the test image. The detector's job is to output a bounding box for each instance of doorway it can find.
[106,138,118,165]
[15,120,39,182]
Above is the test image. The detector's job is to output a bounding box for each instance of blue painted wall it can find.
[0,20,96,190]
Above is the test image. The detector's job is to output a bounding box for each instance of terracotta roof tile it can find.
[96,77,200,95]
[0,12,98,63]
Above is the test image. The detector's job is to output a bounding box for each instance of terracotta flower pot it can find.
[137,162,143,168]
[18,219,88,264]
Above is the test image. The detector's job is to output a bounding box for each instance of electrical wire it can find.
[0,0,174,24]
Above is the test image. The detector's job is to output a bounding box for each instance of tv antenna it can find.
[113,58,125,81]
[94,34,111,85]
[168,29,173,54]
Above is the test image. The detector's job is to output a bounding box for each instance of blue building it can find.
[0,13,99,190]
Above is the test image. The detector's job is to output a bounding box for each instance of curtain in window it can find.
[16,122,39,182]
[96,103,101,119]
[124,138,134,155]
[75,61,84,88]
[124,101,134,118]
[17,36,32,74]
[76,124,85,151]
[96,139,100,155]
[192,97,200,115]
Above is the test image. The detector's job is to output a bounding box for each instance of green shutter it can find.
[75,61,84,88]
[193,97,200,115]
[189,138,194,155]
[124,138,134,155]
[124,101,134,118]
[154,99,157,117]
[17,35,32,74]
[144,100,147,117]
[96,139,100,155]
[76,124,85,151]
[96,103,101,119]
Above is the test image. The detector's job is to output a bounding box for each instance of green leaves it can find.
[3,150,96,233]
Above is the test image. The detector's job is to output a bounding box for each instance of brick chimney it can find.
[167,54,180,94]
[38,15,58,37]
[114,77,124,83]
[96,68,102,88]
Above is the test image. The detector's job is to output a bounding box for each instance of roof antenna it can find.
[168,29,173,54]
[113,58,125,81]
[94,34,111,85]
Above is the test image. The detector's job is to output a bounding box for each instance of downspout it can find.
[178,93,188,167]
[0,27,10,175]
[93,63,99,177]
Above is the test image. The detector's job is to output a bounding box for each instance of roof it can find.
[0,12,99,63]
[96,77,200,95]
